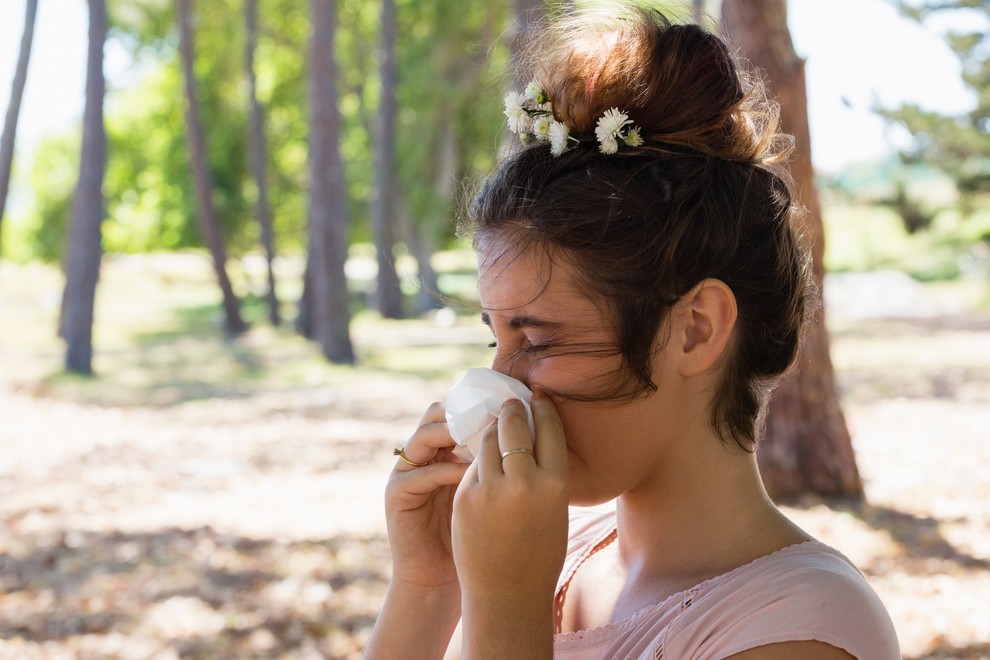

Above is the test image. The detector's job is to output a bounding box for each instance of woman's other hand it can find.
[385,401,471,591]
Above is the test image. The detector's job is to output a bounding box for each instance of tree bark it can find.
[59,0,106,374]
[306,0,354,363]
[0,0,39,253]
[370,0,404,319]
[719,0,863,500]
[178,0,246,335]
[244,0,281,326]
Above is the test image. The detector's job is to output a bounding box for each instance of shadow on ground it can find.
[0,526,389,657]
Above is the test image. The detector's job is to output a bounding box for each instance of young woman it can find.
[365,7,899,659]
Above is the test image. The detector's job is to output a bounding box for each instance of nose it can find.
[490,349,513,378]
[490,349,530,384]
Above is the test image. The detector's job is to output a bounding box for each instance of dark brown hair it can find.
[465,7,814,450]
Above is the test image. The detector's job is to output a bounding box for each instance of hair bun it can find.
[520,6,790,165]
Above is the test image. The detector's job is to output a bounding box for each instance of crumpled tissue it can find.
[445,368,535,460]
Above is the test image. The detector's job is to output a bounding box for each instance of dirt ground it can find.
[1,302,989,658]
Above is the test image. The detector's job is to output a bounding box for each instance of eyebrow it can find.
[481,311,564,331]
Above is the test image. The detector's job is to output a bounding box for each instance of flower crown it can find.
[503,81,644,156]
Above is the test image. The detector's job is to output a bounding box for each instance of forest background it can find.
[0,0,989,658]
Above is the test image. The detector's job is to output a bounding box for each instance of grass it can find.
[0,252,494,407]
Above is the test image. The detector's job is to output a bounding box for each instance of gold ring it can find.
[500,447,535,460]
[393,447,429,468]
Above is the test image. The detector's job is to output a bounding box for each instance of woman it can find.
[365,7,899,659]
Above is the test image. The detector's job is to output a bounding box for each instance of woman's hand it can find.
[384,401,471,590]
[365,403,470,660]
[451,394,570,658]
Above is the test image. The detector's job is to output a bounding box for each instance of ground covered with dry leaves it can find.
[1,259,988,659]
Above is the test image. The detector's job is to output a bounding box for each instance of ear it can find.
[675,279,737,377]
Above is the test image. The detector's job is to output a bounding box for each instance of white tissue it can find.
[445,368,535,461]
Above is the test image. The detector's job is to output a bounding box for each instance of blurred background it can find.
[0,0,988,658]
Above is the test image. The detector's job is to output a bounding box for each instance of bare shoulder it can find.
[724,640,856,660]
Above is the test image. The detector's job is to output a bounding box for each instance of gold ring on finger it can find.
[393,447,429,468]
[500,447,535,461]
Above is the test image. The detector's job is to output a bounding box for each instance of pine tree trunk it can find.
[244,0,281,326]
[60,0,106,375]
[406,113,460,315]
[370,0,404,319]
[178,0,246,335]
[396,185,440,315]
[307,0,354,363]
[0,0,39,253]
[719,0,863,500]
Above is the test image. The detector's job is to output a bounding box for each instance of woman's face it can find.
[477,239,683,505]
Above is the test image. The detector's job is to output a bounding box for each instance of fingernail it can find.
[502,398,521,410]
[532,389,547,400]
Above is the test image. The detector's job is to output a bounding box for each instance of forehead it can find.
[477,238,597,318]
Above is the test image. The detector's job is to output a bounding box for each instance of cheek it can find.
[527,354,624,399]
[552,401,608,453]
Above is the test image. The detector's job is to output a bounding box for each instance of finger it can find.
[417,401,447,426]
[474,419,503,482]
[410,421,455,448]
[497,399,537,473]
[393,437,442,472]
[531,394,568,472]
[388,461,470,508]
[396,412,456,470]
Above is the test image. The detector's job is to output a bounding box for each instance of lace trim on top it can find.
[554,525,617,634]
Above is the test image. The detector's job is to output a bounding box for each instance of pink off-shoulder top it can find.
[551,508,900,660]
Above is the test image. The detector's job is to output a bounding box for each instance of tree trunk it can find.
[397,186,440,315]
[244,0,281,327]
[295,256,313,338]
[59,0,106,374]
[405,112,460,315]
[178,0,246,335]
[306,0,354,363]
[719,0,863,500]
[370,0,404,319]
[0,0,39,253]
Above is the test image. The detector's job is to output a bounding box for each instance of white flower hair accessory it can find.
[504,81,644,157]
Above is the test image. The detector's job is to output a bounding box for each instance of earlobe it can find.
[678,279,737,377]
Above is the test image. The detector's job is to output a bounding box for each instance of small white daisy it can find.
[595,108,632,144]
[549,121,570,156]
[524,81,544,102]
[623,126,644,147]
[503,91,530,134]
[598,135,619,155]
[533,116,552,142]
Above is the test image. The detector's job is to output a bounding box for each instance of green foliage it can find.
[878,0,990,230]
[393,0,511,244]
[17,0,701,264]
[17,0,522,260]
[25,134,79,263]
[822,199,990,282]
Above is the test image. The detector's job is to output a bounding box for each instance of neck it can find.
[613,436,805,585]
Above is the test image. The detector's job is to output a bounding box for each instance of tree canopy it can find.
[877,0,990,228]
[9,0,513,263]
